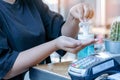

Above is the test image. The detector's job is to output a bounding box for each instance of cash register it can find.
[68,52,120,80]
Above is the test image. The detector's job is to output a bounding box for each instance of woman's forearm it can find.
[4,35,96,79]
[4,39,58,79]
[62,14,80,38]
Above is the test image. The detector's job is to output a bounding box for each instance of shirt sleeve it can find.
[0,27,19,79]
[35,0,65,40]
[34,0,66,56]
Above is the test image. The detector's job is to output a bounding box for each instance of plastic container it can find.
[104,39,120,54]
[77,33,94,59]
[77,21,95,59]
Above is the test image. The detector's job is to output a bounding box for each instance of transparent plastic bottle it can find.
[77,21,94,59]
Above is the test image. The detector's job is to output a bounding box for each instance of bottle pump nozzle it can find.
[79,21,90,35]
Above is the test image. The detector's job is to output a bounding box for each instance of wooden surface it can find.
[30,61,109,80]
[35,61,72,78]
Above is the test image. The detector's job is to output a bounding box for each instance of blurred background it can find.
[42,0,120,62]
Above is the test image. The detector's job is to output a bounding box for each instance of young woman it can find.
[0,0,95,80]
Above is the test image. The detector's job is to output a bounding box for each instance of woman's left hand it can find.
[69,3,94,22]
[61,3,94,38]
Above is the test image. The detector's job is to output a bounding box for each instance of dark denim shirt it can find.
[0,0,65,79]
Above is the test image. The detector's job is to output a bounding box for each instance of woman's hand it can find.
[69,3,94,21]
[61,3,94,38]
[55,36,97,54]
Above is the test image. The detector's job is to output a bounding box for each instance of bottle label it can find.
[77,34,94,59]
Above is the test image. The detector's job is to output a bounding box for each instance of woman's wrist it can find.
[61,13,80,38]
[66,13,79,27]
[52,39,60,51]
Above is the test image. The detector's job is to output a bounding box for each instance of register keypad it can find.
[71,56,101,69]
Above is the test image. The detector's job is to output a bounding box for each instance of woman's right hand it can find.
[55,36,97,54]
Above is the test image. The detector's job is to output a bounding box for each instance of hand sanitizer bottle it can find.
[77,21,94,59]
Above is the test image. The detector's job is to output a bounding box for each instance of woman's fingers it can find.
[82,39,97,46]
[64,37,81,48]
[70,5,84,21]
[87,9,94,19]
[69,3,94,21]
[83,4,90,19]
[77,5,84,21]
[64,39,98,54]
[83,3,94,20]
[56,36,98,54]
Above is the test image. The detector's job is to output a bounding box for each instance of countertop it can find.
[29,61,72,80]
